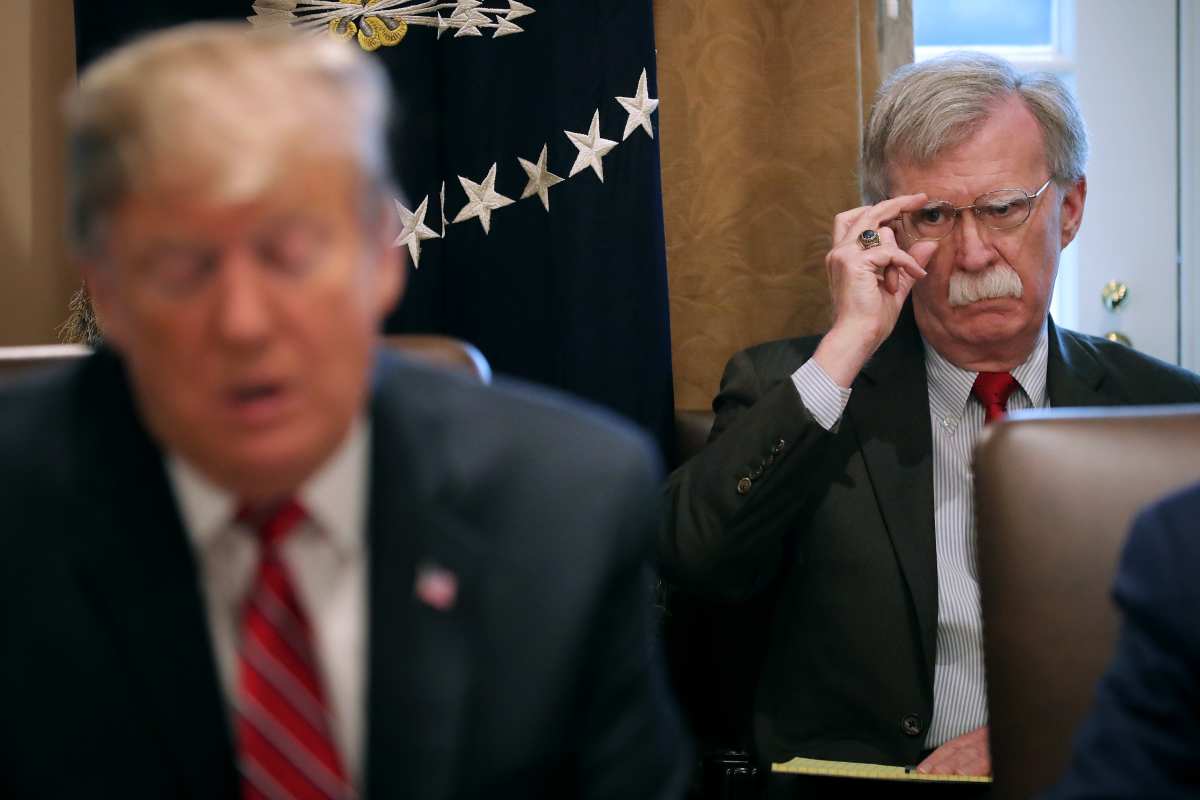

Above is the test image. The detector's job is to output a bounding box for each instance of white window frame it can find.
[915,0,1073,71]
[1181,0,1199,371]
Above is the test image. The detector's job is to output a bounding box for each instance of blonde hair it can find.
[861,51,1088,203]
[65,22,395,255]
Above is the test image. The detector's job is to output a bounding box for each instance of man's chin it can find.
[191,439,330,501]
[947,304,1034,345]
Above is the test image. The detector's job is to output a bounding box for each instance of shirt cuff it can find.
[791,358,852,432]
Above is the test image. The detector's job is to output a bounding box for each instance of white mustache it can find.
[948,264,1023,307]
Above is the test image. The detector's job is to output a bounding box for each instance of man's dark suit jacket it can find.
[0,348,688,800]
[660,304,1200,767]
[1046,482,1200,799]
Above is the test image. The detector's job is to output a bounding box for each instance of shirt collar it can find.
[923,321,1050,417]
[168,418,370,559]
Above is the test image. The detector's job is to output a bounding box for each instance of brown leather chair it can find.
[382,334,491,383]
[0,345,91,382]
[0,336,491,384]
[975,405,1200,800]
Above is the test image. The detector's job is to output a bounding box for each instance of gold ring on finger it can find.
[857,229,882,250]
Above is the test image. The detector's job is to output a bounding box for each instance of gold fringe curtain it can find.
[656,0,911,410]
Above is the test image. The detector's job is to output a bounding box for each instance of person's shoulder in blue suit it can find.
[1045,481,1200,799]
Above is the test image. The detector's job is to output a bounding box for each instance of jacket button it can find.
[901,715,922,737]
[736,477,752,495]
[772,439,786,454]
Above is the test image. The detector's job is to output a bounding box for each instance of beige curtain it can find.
[0,1,77,345]
[656,0,912,410]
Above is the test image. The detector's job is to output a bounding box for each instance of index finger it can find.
[862,192,929,231]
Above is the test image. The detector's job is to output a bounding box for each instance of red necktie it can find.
[972,371,1020,424]
[235,499,352,800]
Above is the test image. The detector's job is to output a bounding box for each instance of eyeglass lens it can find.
[904,189,1035,240]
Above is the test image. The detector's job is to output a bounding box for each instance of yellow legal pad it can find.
[772,757,993,783]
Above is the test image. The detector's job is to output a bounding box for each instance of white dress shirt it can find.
[167,420,369,784]
[793,324,1049,747]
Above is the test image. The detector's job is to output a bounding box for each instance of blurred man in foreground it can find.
[0,24,685,800]
[1046,482,1200,799]
[662,51,1200,787]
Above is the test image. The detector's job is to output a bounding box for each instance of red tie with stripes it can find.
[236,499,352,800]
[972,371,1020,425]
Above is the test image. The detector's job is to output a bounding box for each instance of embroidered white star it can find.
[493,16,524,37]
[452,163,515,234]
[438,180,448,237]
[616,68,660,140]
[506,1,536,20]
[393,196,440,269]
[564,110,618,182]
[518,145,565,211]
[452,1,488,36]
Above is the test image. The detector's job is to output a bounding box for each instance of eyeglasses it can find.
[128,216,331,300]
[899,178,1055,242]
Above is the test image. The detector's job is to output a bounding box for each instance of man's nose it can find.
[213,249,272,346]
[952,210,996,272]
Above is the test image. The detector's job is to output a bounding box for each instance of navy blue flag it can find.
[75,2,675,456]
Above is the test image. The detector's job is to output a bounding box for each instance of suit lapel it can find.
[843,315,1113,680]
[1046,317,1110,407]
[846,305,939,673]
[364,357,487,800]
[69,352,237,799]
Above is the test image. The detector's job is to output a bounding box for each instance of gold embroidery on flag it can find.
[249,1,535,46]
[326,1,407,52]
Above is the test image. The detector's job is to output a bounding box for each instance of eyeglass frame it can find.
[897,177,1056,242]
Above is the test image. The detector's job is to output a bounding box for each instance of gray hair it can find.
[861,51,1088,203]
[65,22,396,256]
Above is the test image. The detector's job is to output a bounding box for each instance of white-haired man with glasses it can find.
[662,51,1200,787]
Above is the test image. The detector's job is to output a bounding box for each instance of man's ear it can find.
[80,260,127,351]
[371,201,406,321]
[1059,176,1086,249]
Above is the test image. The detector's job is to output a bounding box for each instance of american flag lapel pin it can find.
[414,562,458,611]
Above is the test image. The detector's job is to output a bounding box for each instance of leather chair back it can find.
[0,345,91,383]
[975,405,1200,799]
[381,334,491,383]
[0,336,491,384]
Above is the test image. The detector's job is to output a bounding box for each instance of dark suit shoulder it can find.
[726,334,824,385]
[0,356,109,521]
[0,356,129,594]
[375,352,657,471]
[1057,327,1200,403]
[0,359,81,448]
[371,354,660,554]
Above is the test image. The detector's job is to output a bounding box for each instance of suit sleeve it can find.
[660,346,845,600]
[578,444,691,800]
[1044,494,1200,799]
